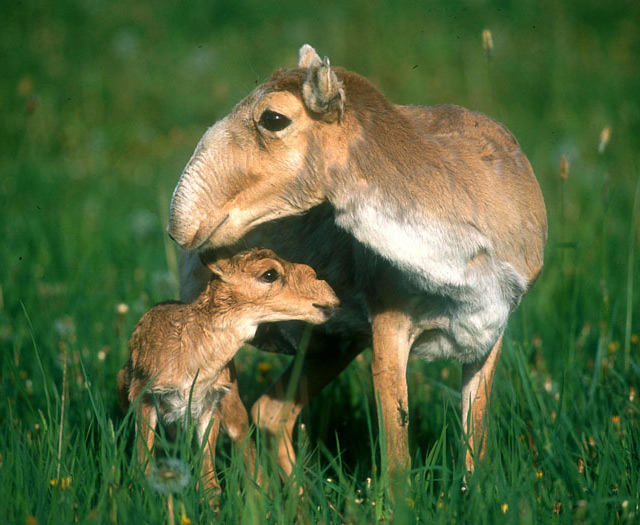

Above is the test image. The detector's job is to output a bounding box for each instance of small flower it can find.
[50,476,72,490]
[501,503,508,514]
[97,350,106,361]
[482,29,494,55]
[577,458,584,474]
[180,502,191,525]
[598,126,611,154]
[257,362,272,373]
[611,415,620,426]
[559,155,570,180]
[54,316,76,339]
[536,470,543,479]
[631,334,639,345]
[607,341,620,353]
[25,516,38,525]
[116,303,129,315]
[441,367,450,380]
[629,386,636,402]
[147,458,191,495]
[553,501,562,514]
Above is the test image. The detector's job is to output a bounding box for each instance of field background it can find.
[2,0,639,523]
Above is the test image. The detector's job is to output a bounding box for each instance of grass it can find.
[1,0,639,523]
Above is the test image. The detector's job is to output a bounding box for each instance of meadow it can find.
[1,0,639,523]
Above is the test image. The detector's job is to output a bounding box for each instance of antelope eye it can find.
[258,110,291,132]
[259,269,280,283]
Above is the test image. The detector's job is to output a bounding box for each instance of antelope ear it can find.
[298,44,321,69]
[302,55,344,123]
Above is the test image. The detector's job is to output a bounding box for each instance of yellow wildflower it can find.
[257,362,273,373]
[559,155,569,180]
[482,29,494,54]
[598,126,611,153]
[50,476,72,490]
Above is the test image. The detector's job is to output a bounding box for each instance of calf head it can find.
[203,248,340,324]
[168,45,353,251]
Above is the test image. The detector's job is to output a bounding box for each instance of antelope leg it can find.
[370,309,413,477]
[251,335,362,477]
[461,333,503,472]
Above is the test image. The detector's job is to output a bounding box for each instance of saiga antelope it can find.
[167,44,547,479]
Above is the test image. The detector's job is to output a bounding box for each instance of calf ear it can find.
[206,262,226,281]
[302,55,344,123]
[198,250,228,281]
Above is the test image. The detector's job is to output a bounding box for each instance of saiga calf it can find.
[117,248,339,495]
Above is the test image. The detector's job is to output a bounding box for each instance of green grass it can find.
[1,0,639,523]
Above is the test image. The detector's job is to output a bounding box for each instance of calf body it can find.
[117,249,339,495]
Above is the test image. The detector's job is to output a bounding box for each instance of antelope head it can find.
[168,45,348,250]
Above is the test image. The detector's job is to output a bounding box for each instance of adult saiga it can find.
[167,44,547,477]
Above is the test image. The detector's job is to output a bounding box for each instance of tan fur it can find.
[461,334,503,471]
[117,248,339,499]
[167,45,548,478]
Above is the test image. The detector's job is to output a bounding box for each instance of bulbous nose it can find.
[167,199,201,250]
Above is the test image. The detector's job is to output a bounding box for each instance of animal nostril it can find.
[312,303,336,316]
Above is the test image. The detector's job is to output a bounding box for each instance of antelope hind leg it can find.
[251,336,362,477]
[461,333,503,472]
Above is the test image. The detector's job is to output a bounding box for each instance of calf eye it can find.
[260,269,280,283]
[258,110,291,132]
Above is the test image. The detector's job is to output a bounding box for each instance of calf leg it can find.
[217,362,260,482]
[251,337,362,477]
[136,398,157,471]
[198,411,222,498]
[370,310,413,477]
[461,333,503,472]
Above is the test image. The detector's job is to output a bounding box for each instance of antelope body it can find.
[117,248,339,493]
[167,45,547,475]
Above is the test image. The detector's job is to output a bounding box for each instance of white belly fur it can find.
[335,196,527,363]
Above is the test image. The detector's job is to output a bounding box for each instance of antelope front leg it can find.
[461,333,503,472]
[136,398,157,471]
[370,310,413,478]
[251,338,362,477]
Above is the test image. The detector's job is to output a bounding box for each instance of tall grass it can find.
[1,0,639,522]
